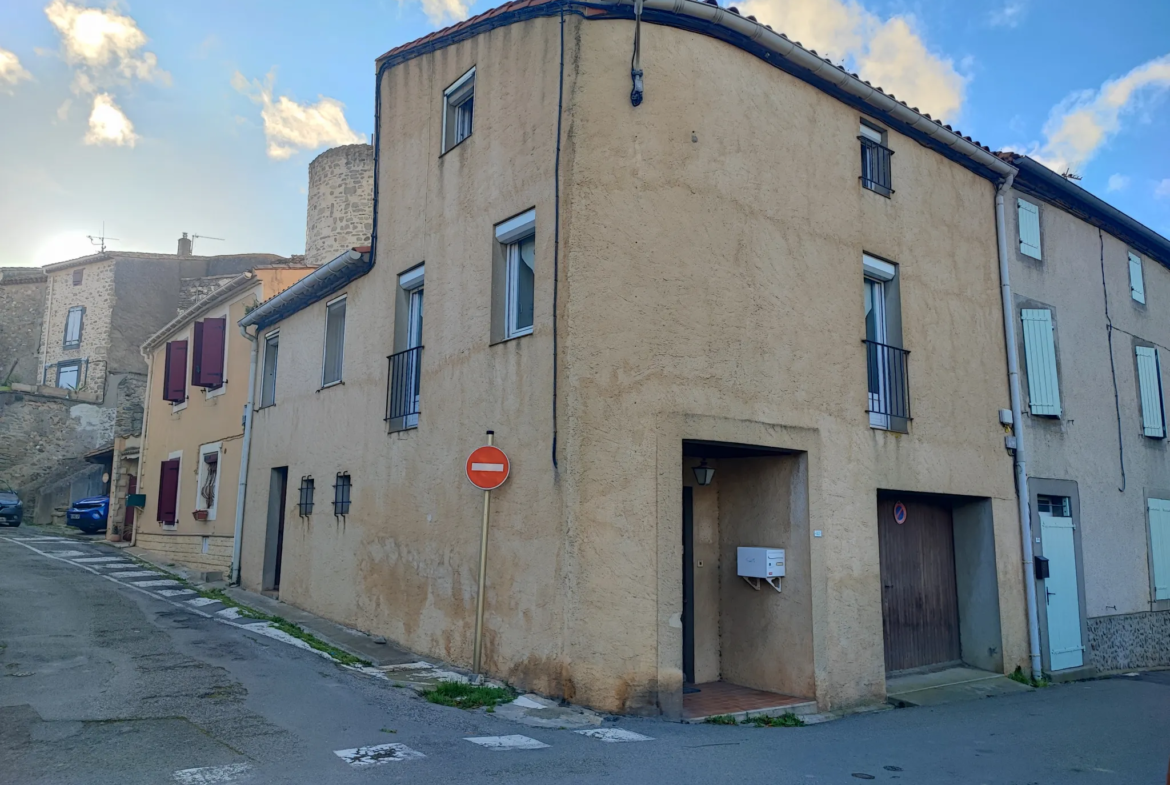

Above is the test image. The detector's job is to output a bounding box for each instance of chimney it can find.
[177,232,192,257]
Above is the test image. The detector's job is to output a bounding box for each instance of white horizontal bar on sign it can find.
[471,463,505,472]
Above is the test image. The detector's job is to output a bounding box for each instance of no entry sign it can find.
[466,445,510,490]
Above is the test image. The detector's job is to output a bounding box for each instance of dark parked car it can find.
[66,496,109,534]
[0,483,22,526]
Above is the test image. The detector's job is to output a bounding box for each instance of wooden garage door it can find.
[878,497,961,673]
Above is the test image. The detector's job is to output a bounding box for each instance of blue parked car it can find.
[66,496,109,534]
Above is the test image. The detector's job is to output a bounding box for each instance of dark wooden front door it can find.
[878,497,961,673]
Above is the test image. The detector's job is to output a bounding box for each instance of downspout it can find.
[995,171,1043,681]
[231,323,259,585]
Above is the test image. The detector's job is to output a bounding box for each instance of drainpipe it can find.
[995,171,1043,681]
[231,323,259,585]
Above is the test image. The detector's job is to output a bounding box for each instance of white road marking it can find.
[132,579,181,588]
[44,550,86,557]
[172,762,252,784]
[157,589,196,597]
[333,743,426,767]
[575,728,654,743]
[187,597,221,607]
[72,557,124,563]
[112,570,161,578]
[465,735,550,750]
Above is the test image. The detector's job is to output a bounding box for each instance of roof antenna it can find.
[87,222,120,253]
[191,234,225,254]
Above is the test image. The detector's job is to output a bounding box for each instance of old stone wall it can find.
[0,270,47,386]
[305,144,374,266]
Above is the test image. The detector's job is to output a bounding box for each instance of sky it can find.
[0,0,1167,267]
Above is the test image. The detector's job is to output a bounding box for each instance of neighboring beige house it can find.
[236,0,1033,719]
[136,266,314,572]
[998,153,1170,675]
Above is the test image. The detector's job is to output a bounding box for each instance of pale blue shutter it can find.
[1136,346,1164,437]
[1148,499,1170,601]
[1018,199,1041,260]
[1021,309,1061,416]
[1129,252,1146,304]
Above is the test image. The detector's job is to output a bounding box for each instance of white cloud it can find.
[84,93,138,147]
[736,0,966,121]
[988,2,1026,29]
[44,0,169,90]
[1106,174,1130,192]
[1156,179,1170,199]
[233,70,365,160]
[0,47,33,93]
[418,0,471,26]
[1029,54,1170,174]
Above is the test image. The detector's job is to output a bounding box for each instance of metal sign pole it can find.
[472,430,493,676]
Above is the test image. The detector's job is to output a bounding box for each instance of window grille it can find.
[332,473,351,516]
[298,476,315,517]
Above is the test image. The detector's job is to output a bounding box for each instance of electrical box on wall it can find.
[737,547,785,578]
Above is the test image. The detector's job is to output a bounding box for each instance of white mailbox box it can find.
[737,547,785,578]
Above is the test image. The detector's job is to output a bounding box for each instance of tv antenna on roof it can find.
[87,223,120,253]
[191,234,225,254]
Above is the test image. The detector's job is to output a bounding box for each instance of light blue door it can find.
[1039,497,1083,671]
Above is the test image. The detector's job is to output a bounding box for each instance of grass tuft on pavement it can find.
[423,681,514,710]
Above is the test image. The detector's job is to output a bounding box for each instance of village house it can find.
[997,153,1170,676]
[135,266,315,572]
[233,0,1044,719]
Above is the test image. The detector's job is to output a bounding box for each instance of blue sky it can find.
[0,0,1167,266]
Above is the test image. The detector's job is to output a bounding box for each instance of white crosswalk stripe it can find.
[334,743,426,767]
[465,735,550,750]
[576,728,653,743]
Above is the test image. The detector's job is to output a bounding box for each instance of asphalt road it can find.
[2,529,1168,785]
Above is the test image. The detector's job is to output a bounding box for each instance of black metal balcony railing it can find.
[385,345,422,429]
[864,340,911,423]
[859,136,894,197]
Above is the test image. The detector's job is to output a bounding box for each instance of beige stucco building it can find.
[236,0,1034,717]
[136,267,313,570]
[999,154,1170,675]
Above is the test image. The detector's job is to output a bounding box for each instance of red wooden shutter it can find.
[191,321,205,387]
[163,340,187,403]
[156,459,181,523]
[201,318,226,388]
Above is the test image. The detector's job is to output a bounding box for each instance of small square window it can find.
[72,269,83,286]
[332,473,351,516]
[298,476,315,517]
[443,67,475,153]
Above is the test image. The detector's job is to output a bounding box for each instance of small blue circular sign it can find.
[893,502,908,525]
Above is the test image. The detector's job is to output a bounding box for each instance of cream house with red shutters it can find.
[136,266,312,571]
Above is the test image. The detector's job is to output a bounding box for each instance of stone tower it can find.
[304,143,375,267]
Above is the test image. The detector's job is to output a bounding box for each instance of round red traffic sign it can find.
[466,445,510,490]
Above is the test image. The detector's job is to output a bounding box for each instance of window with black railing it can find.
[385,345,422,431]
[859,136,894,197]
[864,339,911,430]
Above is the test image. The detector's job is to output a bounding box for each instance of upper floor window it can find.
[322,295,346,388]
[862,254,909,431]
[56,360,82,390]
[443,67,475,153]
[260,331,279,408]
[63,306,84,348]
[1020,308,1061,417]
[1018,198,1042,260]
[72,269,83,286]
[859,122,893,197]
[495,209,535,340]
[1129,252,1146,304]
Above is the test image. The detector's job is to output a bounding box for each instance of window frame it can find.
[496,209,536,341]
[56,359,82,390]
[332,472,351,517]
[63,306,84,348]
[321,295,347,389]
[442,67,475,154]
[260,330,280,408]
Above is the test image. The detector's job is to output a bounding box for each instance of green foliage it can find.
[423,681,514,710]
